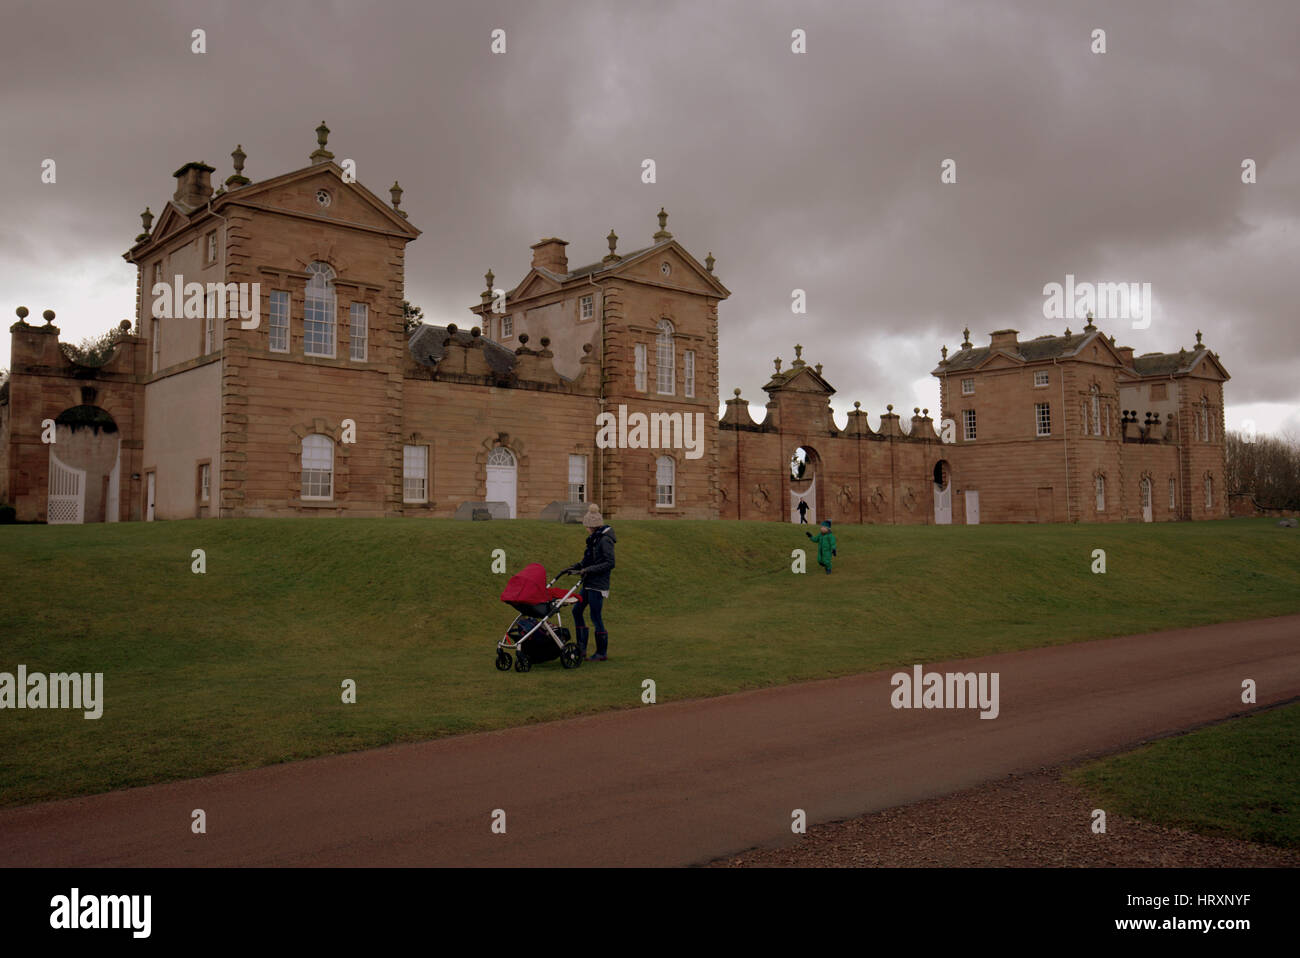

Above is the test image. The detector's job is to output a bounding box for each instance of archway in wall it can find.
[48,405,120,524]
[789,445,822,525]
[933,459,952,525]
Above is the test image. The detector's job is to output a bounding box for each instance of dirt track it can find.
[1,615,1297,866]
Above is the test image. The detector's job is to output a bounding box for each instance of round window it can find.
[660,262,671,276]
[315,190,332,208]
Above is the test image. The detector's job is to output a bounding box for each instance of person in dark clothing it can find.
[563,503,617,661]
[796,499,809,524]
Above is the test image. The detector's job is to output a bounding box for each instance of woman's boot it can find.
[593,630,609,661]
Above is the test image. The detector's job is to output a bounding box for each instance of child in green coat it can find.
[805,519,837,574]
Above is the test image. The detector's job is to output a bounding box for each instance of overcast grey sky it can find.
[2,0,1297,433]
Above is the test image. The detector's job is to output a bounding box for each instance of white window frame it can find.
[963,408,977,441]
[301,434,334,500]
[1034,370,1049,387]
[205,232,217,265]
[568,454,587,503]
[1169,478,1177,510]
[403,444,428,503]
[1095,475,1105,512]
[304,262,337,358]
[1201,398,1211,442]
[200,463,211,503]
[151,318,161,373]
[656,320,675,395]
[1090,386,1101,436]
[961,377,975,396]
[656,456,675,507]
[635,343,647,392]
[1035,402,1051,437]
[204,291,218,354]
[684,350,696,399]
[269,290,290,353]
[501,314,513,339]
[350,302,368,362]
[579,295,594,320]
[1204,475,1213,509]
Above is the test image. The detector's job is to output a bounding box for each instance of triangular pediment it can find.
[974,350,1024,370]
[606,241,730,298]
[217,163,420,237]
[1188,350,1230,381]
[763,363,835,395]
[510,270,563,300]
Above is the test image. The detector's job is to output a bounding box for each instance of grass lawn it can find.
[1066,703,1300,848]
[1,516,1297,807]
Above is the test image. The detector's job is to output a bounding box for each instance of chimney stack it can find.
[172,161,215,210]
[530,237,569,274]
[1117,345,1135,367]
[989,328,1019,350]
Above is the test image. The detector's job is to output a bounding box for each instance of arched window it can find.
[656,455,675,507]
[301,434,333,500]
[487,446,516,468]
[656,319,675,395]
[1090,385,1101,436]
[1200,397,1211,442]
[304,262,336,357]
[1095,474,1105,512]
[1204,474,1213,510]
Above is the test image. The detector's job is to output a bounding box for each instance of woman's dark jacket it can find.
[577,526,616,591]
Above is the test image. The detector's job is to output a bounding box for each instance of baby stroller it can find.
[496,563,584,673]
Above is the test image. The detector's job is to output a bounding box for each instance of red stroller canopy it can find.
[500,563,551,606]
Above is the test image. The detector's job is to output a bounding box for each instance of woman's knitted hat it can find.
[582,503,604,528]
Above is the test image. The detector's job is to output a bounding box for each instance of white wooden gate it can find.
[47,451,86,524]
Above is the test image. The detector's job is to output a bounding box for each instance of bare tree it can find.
[1227,430,1300,510]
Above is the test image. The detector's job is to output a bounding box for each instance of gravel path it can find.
[709,768,1300,867]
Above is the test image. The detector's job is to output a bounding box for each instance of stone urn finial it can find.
[390,181,406,218]
[705,251,715,273]
[310,121,335,164]
[653,207,672,241]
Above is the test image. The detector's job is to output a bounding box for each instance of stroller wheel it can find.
[514,651,532,673]
[560,644,583,669]
[495,651,512,672]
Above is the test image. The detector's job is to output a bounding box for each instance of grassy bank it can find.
[1067,703,1300,848]
[1,517,1297,806]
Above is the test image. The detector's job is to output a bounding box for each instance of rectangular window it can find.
[200,463,211,503]
[1034,371,1049,387]
[656,457,675,507]
[961,378,975,396]
[301,438,333,500]
[656,336,674,394]
[1095,475,1105,512]
[501,314,513,338]
[269,291,290,352]
[963,409,977,441]
[304,289,335,358]
[580,295,594,320]
[1035,402,1051,436]
[1150,383,1167,401]
[685,350,695,398]
[350,303,368,361]
[568,454,587,502]
[403,445,428,503]
[204,292,218,354]
[1204,476,1213,509]
[1169,479,1176,510]
[151,319,161,373]
[635,343,647,392]
[205,232,217,264]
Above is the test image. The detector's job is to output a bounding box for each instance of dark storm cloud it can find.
[1,0,1296,426]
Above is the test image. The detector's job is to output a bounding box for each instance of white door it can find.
[146,472,156,521]
[1141,478,1152,523]
[47,452,85,524]
[965,490,980,525]
[485,447,517,518]
[934,479,952,525]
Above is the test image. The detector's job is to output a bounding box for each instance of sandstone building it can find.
[0,127,1230,525]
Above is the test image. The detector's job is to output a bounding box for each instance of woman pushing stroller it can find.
[561,504,616,661]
